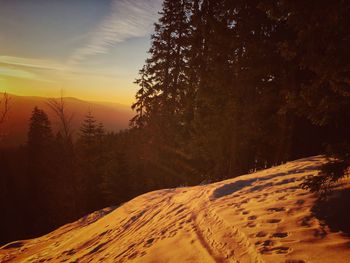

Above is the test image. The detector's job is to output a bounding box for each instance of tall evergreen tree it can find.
[27,107,53,153]
[265,0,350,193]
[79,111,98,146]
[26,107,55,233]
[100,150,130,204]
[132,0,197,186]
[76,111,106,212]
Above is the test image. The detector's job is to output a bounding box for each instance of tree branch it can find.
[0,92,10,125]
[46,95,74,141]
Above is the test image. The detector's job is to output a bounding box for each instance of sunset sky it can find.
[0,0,162,105]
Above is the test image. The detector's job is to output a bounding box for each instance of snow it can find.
[1,156,350,262]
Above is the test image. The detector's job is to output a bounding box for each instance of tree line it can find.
[131,0,350,189]
[0,105,137,245]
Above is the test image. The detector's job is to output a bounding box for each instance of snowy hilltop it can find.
[1,156,350,263]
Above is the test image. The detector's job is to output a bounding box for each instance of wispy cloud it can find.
[0,56,64,71]
[0,56,122,81]
[67,0,162,65]
[0,0,162,82]
[0,67,54,82]
[0,56,67,83]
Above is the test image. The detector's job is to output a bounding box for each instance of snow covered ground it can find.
[1,156,350,262]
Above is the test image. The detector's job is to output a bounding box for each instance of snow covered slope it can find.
[1,156,350,263]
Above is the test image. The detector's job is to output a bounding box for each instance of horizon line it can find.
[0,91,133,109]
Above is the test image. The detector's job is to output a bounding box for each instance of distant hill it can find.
[0,94,134,147]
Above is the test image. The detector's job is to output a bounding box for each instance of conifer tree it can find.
[26,107,55,233]
[267,0,350,193]
[100,150,130,204]
[79,111,97,147]
[27,107,53,153]
[77,111,107,212]
[132,0,196,185]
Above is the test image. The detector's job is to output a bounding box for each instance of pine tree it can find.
[77,111,107,212]
[133,0,193,129]
[95,122,105,143]
[100,150,130,204]
[27,107,53,153]
[267,0,350,193]
[79,111,97,147]
[26,107,55,233]
[132,0,196,185]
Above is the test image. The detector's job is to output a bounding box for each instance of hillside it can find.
[0,94,133,147]
[1,156,350,263]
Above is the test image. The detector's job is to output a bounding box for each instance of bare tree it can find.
[47,95,79,214]
[0,92,11,142]
[0,92,10,126]
[47,95,74,142]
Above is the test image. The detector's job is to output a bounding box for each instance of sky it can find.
[0,0,162,106]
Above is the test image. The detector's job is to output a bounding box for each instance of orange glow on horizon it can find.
[0,73,137,106]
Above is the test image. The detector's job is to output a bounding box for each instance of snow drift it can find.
[1,156,350,263]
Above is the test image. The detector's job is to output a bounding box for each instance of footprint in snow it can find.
[271,232,288,238]
[256,231,267,238]
[267,207,285,212]
[267,219,281,223]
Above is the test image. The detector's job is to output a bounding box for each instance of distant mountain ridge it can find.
[0,94,134,147]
